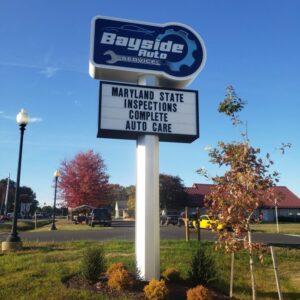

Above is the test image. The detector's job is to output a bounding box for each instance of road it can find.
[1,224,300,247]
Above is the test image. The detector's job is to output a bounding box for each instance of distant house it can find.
[114,199,128,218]
[185,184,300,222]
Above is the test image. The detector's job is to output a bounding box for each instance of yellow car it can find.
[192,214,226,231]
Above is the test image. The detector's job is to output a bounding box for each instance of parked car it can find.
[72,214,87,224]
[88,208,112,227]
[160,210,179,226]
[192,214,226,231]
[177,212,198,227]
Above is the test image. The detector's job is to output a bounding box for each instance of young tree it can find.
[198,86,287,300]
[159,174,187,210]
[58,150,110,208]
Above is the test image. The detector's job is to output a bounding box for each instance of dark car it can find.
[160,210,179,226]
[177,212,198,227]
[88,208,112,227]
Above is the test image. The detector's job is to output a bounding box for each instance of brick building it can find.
[185,183,300,222]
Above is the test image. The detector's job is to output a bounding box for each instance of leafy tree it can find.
[109,184,127,202]
[58,150,110,208]
[0,178,38,214]
[198,86,288,300]
[41,205,53,215]
[159,174,187,210]
[121,174,187,211]
[126,185,136,210]
[19,186,38,214]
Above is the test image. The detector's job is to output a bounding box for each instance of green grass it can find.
[251,223,300,235]
[0,219,108,233]
[0,240,299,299]
[0,220,52,232]
[32,219,110,232]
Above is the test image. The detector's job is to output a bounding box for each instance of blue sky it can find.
[0,0,299,206]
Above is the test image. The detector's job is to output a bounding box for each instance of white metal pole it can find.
[135,75,160,281]
[230,251,235,298]
[4,174,10,215]
[270,246,283,300]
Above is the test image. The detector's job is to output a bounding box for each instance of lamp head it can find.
[53,170,61,178]
[16,109,30,125]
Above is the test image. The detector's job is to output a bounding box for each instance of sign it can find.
[90,16,206,88]
[98,81,199,143]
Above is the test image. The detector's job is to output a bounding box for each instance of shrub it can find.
[188,247,216,286]
[186,285,213,300]
[106,262,125,277]
[162,267,181,283]
[107,268,134,291]
[81,246,105,282]
[144,279,169,300]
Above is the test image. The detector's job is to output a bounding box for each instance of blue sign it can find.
[89,16,206,88]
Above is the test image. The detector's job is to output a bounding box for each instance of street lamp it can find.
[3,109,29,250]
[50,170,60,231]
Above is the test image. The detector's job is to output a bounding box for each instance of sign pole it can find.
[135,75,160,281]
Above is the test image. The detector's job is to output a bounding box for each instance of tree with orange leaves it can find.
[198,86,289,300]
[58,150,110,208]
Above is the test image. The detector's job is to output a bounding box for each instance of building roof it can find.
[185,184,300,209]
[263,186,300,209]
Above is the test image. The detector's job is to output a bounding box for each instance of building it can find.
[185,183,300,222]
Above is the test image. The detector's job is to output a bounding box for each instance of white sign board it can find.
[98,81,199,143]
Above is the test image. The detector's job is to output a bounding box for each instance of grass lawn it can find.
[251,223,300,235]
[0,219,52,232]
[31,219,109,232]
[0,240,299,299]
[0,219,108,233]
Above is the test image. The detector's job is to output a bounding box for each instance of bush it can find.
[144,279,169,300]
[188,247,216,286]
[81,246,105,282]
[162,267,181,283]
[107,268,134,291]
[106,262,125,277]
[186,285,213,300]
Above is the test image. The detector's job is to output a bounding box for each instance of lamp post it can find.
[3,109,29,251]
[50,170,60,231]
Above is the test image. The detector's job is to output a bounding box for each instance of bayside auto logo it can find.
[90,16,206,85]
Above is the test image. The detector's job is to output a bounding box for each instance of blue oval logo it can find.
[90,16,206,87]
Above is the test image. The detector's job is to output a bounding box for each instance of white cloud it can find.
[30,117,43,123]
[0,112,42,123]
[0,114,14,120]
[0,60,85,76]
[39,67,60,78]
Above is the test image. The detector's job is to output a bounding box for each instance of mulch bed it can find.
[64,273,233,299]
